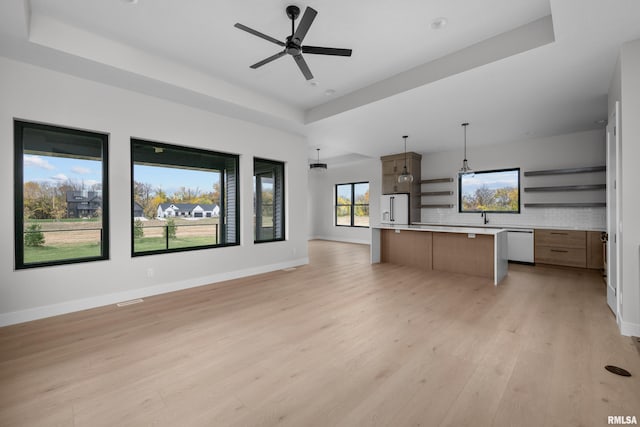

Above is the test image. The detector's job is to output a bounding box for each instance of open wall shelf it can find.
[524,166,605,177]
[421,204,455,209]
[421,191,453,196]
[524,203,606,208]
[420,178,453,184]
[523,165,606,208]
[420,178,455,209]
[524,184,606,192]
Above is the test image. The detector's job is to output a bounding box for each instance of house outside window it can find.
[335,182,369,227]
[14,120,109,269]
[131,139,239,255]
[254,158,285,243]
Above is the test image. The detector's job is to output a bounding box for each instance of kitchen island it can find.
[371,224,508,285]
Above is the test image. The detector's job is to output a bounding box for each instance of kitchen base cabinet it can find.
[534,229,603,269]
[586,231,605,270]
[381,229,432,270]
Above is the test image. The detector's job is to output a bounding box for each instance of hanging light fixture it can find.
[459,123,473,174]
[397,135,414,184]
[309,148,327,170]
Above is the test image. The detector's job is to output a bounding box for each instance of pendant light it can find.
[309,148,327,170]
[459,123,473,174]
[397,135,414,184]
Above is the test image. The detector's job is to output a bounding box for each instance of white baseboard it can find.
[620,319,640,337]
[310,235,370,245]
[0,257,309,327]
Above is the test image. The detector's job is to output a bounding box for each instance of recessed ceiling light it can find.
[309,80,319,87]
[324,89,336,96]
[431,17,448,30]
[122,0,138,4]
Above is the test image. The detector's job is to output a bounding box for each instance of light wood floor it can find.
[1,240,639,427]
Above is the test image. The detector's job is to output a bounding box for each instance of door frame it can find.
[606,101,621,322]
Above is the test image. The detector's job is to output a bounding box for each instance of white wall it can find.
[612,39,640,336]
[420,130,606,230]
[308,159,381,244]
[0,57,309,325]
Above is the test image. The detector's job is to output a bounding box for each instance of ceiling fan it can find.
[234,5,352,81]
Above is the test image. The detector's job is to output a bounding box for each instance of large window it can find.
[459,168,520,213]
[131,139,239,255]
[335,182,370,227]
[254,158,285,243]
[14,120,109,269]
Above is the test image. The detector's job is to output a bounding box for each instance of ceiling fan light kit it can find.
[234,5,352,81]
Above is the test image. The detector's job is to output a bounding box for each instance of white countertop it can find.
[373,224,506,236]
[413,223,606,232]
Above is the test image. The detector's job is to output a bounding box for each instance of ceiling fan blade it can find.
[292,7,317,44]
[250,51,287,69]
[302,46,352,57]
[293,54,314,80]
[234,23,285,47]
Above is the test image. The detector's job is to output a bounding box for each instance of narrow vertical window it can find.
[335,182,369,227]
[254,158,285,242]
[14,120,109,269]
[131,139,239,256]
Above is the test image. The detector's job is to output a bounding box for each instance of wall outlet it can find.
[147,267,154,278]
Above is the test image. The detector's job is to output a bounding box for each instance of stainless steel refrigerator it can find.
[380,193,410,225]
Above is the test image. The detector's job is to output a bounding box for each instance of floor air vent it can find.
[116,298,144,307]
[605,365,632,377]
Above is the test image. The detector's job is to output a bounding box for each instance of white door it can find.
[606,103,620,316]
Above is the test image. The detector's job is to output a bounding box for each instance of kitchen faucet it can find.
[481,211,489,225]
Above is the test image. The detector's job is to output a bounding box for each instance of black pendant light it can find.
[459,123,473,174]
[398,135,413,184]
[310,148,327,170]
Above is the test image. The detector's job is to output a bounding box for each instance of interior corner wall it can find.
[308,159,381,245]
[0,56,309,326]
[618,39,640,335]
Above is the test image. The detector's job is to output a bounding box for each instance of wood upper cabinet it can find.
[381,152,422,222]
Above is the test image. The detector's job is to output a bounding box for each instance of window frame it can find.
[130,138,240,257]
[335,181,370,228]
[458,167,521,214]
[254,157,285,244]
[14,120,110,270]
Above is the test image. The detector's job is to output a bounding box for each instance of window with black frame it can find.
[14,120,109,269]
[335,182,369,227]
[131,139,239,255]
[458,168,520,213]
[254,158,285,242]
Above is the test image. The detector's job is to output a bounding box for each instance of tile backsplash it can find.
[419,207,606,231]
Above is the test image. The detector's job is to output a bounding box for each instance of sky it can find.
[460,170,519,197]
[134,164,220,195]
[24,154,220,195]
[24,154,101,188]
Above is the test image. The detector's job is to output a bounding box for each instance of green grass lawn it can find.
[24,243,102,264]
[134,236,218,253]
